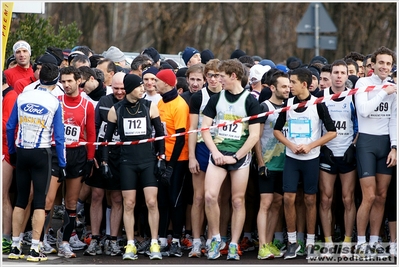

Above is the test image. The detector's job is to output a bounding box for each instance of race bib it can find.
[98,121,120,141]
[218,120,242,140]
[289,119,311,138]
[123,118,146,136]
[369,101,391,118]
[64,124,80,142]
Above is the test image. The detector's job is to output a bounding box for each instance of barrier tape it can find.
[58,84,388,146]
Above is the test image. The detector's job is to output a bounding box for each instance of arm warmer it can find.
[102,121,117,163]
[151,116,165,155]
[168,127,185,168]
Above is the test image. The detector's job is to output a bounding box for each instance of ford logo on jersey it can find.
[20,103,49,115]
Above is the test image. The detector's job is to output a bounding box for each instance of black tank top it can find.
[115,98,155,163]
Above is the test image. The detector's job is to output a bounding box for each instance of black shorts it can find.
[258,169,283,195]
[319,155,356,174]
[51,146,86,179]
[209,151,251,171]
[119,160,158,190]
[85,149,121,190]
[283,156,319,194]
[356,133,392,178]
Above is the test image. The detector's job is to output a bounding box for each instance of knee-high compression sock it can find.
[62,209,76,242]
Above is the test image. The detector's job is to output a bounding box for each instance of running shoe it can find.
[69,233,87,250]
[268,242,284,258]
[169,241,182,257]
[84,239,102,256]
[149,242,162,260]
[207,238,224,260]
[8,245,25,260]
[181,234,193,250]
[2,238,12,254]
[284,242,301,260]
[227,243,240,260]
[123,244,138,260]
[188,241,201,258]
[257,243,274,260]
[27,248,48,262]
[58,243,76,258]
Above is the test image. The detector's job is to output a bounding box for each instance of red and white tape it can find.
[60,84,388,146]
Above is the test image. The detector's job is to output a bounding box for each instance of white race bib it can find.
[64,124,80,142]
[99,121,120,141]
[218,120,242,140]
[123,118,146,136]
[369,101,391,118]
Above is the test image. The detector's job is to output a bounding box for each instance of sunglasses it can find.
[206,73,220,79]
[79,80,87,88]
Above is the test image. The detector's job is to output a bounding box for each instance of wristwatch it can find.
[232,154,239,162]
[392,145,397,150]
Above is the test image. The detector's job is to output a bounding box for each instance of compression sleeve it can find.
[6,102,18,154]
[168,127,185,168]
[102,121,116,162]
[151,116,165,155]
[53,103,66,167]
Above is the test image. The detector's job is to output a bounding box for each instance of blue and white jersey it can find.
[6,87,66,167]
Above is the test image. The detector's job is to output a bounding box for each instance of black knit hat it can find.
[201,49,215,64]
[123,74,143,94]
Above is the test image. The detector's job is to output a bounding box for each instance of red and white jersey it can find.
[57,94,96,159]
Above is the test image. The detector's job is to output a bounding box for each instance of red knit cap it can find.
[156,69,176,87]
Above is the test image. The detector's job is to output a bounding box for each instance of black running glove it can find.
[58,167,67,183]
[101,163,113,180]
[155,159,167,177]
[160,166,173,187]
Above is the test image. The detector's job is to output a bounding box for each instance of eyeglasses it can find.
[206,73,220,79]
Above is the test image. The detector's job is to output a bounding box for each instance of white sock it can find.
[127,240,135,246]
[357,236,366,245]
[12,236,20,248]
[151,239,158,245]
[288,231,297,244]
[31,239,40,251]
[306,234,315,246]
[369,235,379,245]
